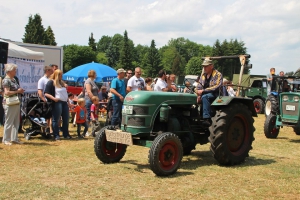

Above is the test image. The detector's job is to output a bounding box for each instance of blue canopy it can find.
[63,62,117,82]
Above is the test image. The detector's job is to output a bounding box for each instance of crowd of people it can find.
[4,59,291,145]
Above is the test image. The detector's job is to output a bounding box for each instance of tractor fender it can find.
[211,96,257,117]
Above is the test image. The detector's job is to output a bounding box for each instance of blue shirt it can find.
[111,78,126,100]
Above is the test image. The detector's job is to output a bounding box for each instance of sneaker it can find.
[4,141,12,145]
[55,136,60,141]
[12,140,23,144]
[85,131,90,137]
[64,135,72,139]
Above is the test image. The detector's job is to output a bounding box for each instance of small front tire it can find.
[149,132,183,176]
[94,127,127,163]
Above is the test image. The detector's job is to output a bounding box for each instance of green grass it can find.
[1,115,300,199]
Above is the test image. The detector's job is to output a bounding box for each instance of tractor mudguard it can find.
[211,96,257,117]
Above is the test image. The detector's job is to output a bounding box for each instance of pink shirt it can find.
[91,104,99,120]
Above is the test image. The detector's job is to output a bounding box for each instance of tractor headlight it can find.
[293,96,299,102]
[282,95,288,101]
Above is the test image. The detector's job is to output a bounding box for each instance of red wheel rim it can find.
[270,116,279,136]
[158,141,179,170]
[227,114,249,155]
[101,135,124,158]
[254,102,260,113]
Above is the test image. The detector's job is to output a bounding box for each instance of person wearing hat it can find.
[109,68,126,127]
[197,59,223,127]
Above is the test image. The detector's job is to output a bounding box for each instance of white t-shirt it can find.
[37,76,49,100]
[127,76,145,91]
[154,78,167,91]
[37,76,49,91]
[55,87,68,102]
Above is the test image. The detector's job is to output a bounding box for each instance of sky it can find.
[0,0,299,75]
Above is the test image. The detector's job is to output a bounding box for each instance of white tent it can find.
[0,39,44,60]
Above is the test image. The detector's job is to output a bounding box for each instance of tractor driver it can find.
[197,59,223,127]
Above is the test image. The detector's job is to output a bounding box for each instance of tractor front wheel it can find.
[253,98,264,114]
[94,127,127,163]
[265,95,278,117]
[209,103,255,165]
[264,114,280,138]
[149,132,183,176]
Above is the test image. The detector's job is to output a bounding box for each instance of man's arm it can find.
[110,88,124,102]
[38,89,46,102]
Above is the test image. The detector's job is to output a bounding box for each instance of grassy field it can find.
[0,114,300,199]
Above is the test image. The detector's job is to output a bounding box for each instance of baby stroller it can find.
[21,96,51,140]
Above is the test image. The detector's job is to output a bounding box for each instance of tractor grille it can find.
[282,102,299,116]
[121,114,126,125]
[132,106,148,115]
[127,117,145,126]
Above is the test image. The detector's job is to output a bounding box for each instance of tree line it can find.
[23,13,255,80]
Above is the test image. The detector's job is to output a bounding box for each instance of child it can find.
[72,98,88,138]
[90,96,101,137]
[68,92,76,124]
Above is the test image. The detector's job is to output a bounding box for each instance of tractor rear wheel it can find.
[94,127,127,163]
[264,113,280,138]
[293,127,300,135]
[149,132,183,176]
[265,95,278,117]
[253,98,264,114]
[209,103,255,165]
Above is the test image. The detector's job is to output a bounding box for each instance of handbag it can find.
[6,95,20,106]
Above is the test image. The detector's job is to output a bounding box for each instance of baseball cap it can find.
[202,59,213,66]
[117,68,126,74]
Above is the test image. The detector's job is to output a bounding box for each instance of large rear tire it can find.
[209,103,255,165]
[293,127,300,135]
[253,98,264,114]
[265,95,278,117]
[94,127,127,163]
[149,132,183,176]
[264,113,280,138]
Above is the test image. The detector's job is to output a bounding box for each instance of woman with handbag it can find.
[44,70,72,140]
[2,63,25,145]
[84,70,99,124]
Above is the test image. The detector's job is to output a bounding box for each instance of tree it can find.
[88,33,97,51]
[23,14,47,44]
[119,30,133,70]
[106,34,123,69]
[97,35,112,52]
[160,46,185,75]
[143,40,162,77]
[185,57,203,75]
[44,26,57,45]
[63,44,96,72]
[96,52,108,65]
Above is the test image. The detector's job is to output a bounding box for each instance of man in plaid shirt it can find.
[197,59,223,127]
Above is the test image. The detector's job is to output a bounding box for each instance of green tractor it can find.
[232,74,268,114]
[94,55,257,176]
[264,75,300,138]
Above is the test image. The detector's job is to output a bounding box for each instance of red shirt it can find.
[91,103,99,120]
[73,106,87,123]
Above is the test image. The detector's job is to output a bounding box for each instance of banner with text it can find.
[7,57,44,93]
